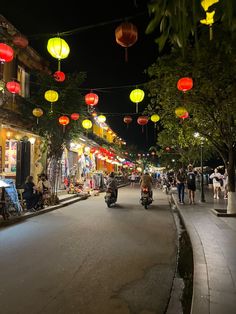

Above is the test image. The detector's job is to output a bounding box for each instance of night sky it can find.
[1,0,159,151]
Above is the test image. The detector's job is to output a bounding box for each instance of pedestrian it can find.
[176,168,186,204]
[37,173,51,207]
[210,168,223,199]
[186,164,196,205]
[22,176,41,211]
[130,172,136,187]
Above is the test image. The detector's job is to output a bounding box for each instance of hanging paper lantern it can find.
[53,71,65,82]
[137,116,148,133]
[130,88,145,113]
[6,81,20,94]
[32,108,43,124]
[177,77,193,92]
[85,93,99,106]
[151,114,160,123]
[47,37,70,70]
[0,43,14,63]
[71,113,80,121]
[97,114,106,123]
[82,119,92,130]
[115,22,138,62]
[12,34,29,48]
[175,107,187,117]
[201,0,219,11]
[44,90,58,113]
[59,115,70,126]
[123,115,132,128]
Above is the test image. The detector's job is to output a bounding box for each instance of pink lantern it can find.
[71,113,80,121]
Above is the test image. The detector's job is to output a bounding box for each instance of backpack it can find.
[187,172,195,185]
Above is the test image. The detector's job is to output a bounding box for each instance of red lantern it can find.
[0,43,14,63]
[115,22,138,62]
[123,115,132,128]
[85,93,99,106]
[6,81,20,94]
[137,116,148,133]
[54,71,65,82]
[12,34,29,49]
[59,115,70,132]
[71,113,80,121]
[177,77,193,92]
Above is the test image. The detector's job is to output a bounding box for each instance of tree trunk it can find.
[227,146,236,214]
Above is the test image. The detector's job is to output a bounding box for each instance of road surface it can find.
[0,185,177,314]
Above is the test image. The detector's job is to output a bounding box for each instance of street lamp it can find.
[194,132,206,202]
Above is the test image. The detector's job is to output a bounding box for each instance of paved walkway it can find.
[172,188,236,314]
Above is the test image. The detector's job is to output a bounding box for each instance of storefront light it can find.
[29,137,36,144]
[6,131,11,139]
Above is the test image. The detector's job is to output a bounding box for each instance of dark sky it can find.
[1,0,159,151]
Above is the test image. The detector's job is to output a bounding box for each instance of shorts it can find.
[213,182,221,188]
[187,184,196,191]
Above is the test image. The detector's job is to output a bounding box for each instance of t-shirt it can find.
[186,172,196,185]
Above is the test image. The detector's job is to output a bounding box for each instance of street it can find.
[0,186,177,314]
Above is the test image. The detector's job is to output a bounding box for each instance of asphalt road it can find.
[0,186,177,314]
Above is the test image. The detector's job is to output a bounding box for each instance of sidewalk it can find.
[0,190,89,228]
[171,188,236,314]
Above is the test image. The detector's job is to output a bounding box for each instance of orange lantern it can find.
[32,108,43,124]
[177,77,193,92]
[59,115,70,132]
[0,43,14,63]
[115,22,138,62]
[123,115,132,128]
[85,92,99,106]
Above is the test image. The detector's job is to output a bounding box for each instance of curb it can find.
[0,194,89,228]
[171,193,210,314]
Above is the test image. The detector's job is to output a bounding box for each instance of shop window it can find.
[17,65,30,98]
[5,140,17,174]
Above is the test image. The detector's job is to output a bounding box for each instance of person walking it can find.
[186,165,196,205]
[176,168,186,204]
[210,168,223,199]
[130,172,136,187]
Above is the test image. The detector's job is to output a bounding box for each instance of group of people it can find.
[23,174,51,212]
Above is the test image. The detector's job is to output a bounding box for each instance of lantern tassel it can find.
[209,25,213,41]
[36,117,39,125]
[136,103,138,113]
[125,47,128,62]
[58,59,61,71]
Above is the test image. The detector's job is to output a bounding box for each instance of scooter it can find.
[140,187,153,209]
[104,187,117,207]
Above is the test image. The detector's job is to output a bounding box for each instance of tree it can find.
[29,71,87,200]
[144,25,236,213]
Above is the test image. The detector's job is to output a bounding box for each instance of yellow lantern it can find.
[82,119,92,130]
[130,88,145,113]
[44,90,59,113]
[200,11,216,40]
[32,108,43,124]
[201,0,219,11]
[97,114,106,123]
[47,37,70,70]
[175,107,187,117]
[151,114,160,129]
[151,114,160,123]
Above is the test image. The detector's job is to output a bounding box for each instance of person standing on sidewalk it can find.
[186,165,196,205]
[210,168,223,199]
[176,168,186,204]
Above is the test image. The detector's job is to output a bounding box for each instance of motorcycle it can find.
[104,188,117,207]
[140,186,153,209]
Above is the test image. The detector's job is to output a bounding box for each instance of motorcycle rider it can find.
[106,172,118,200]
[139,170,154,200]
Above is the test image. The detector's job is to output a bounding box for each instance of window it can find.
[17,65,30,98]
